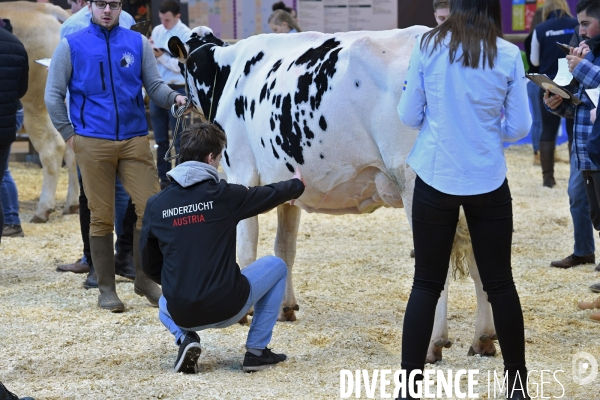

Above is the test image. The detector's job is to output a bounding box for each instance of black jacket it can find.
[534,11,578,79]
[0,21,28,146]
[141,161,305,328]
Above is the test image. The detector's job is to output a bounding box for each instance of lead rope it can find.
[163,70,217,162]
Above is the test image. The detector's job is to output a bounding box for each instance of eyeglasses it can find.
[91,1,122,10]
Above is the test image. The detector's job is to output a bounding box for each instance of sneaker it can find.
[550,253,595,269]
[2,224,24,237]
[174,331,201,374]
[242,348,287,372]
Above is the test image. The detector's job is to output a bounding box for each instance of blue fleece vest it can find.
[67,23,147,140]
[534,11,578,79]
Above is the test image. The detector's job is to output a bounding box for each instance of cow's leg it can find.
[467,253,497,357]
[237,215,259,324]
[23,117,64,223]
[274,203,301,321]
[62,145,80,215]
[426,271,452,363]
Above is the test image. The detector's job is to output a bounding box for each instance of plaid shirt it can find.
[550,56,600,171]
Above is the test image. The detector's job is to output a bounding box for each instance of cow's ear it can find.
[168,36,188,61]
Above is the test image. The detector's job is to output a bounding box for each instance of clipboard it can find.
[130,20,151,35]
[526,74,582,105]
[35,58,51,67]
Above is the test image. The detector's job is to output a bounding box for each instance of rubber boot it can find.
[83,262,98,289]
[505,371,530,400]
[90,234,125,312]
[133,229,162,307]
[539,141,556,188]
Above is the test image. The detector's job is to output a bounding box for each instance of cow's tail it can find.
[449,207,472,279]
[44,3,71,24]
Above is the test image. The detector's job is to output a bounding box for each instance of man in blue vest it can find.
[45,0,187,312]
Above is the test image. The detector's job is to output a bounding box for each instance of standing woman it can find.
[397,0,531,399]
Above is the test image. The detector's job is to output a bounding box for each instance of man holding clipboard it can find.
[544,1,600,282]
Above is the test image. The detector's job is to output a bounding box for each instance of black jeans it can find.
[401,176,526,378]
[582,170,600,233]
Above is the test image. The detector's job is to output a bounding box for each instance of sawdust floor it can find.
[1,144,599,399]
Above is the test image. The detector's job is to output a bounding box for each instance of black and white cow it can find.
[169,26,498,363]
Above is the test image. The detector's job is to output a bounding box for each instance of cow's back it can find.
[213,26,429,214]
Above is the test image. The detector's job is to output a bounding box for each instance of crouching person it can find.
[140,122,306,373]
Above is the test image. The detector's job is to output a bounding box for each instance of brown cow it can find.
[0,1,79,222]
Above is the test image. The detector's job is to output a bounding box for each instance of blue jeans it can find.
[569,152,595,256]
[159,255,287,349]
[150,88,185,183]
[527,81,543,152]
[1,109,24,225]
[0,145,10,236]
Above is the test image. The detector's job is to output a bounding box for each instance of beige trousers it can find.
[73,135,160,236]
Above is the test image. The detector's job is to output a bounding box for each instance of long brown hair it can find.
[542,0,572,21]
[421,0,503,69]
[268,9,302,32]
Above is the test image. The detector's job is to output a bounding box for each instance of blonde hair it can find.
[268,9,302,32]
[542,0,572,21]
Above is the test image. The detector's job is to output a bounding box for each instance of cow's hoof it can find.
[426,339,451,364]
[238,315,249,325]
[467,334,497,357]
[63,204,79,215]
[30,215,48,223]
[279,304,299,321]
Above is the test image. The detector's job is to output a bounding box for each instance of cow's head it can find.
[168,27,230,121]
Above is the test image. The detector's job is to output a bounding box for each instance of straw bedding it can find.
[1,143,599,399]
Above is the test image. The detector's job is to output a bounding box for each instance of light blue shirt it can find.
[60,7,135,39]
[398,33,531,195]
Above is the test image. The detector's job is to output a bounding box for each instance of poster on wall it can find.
[183,0,235,38]
[512,0,525,31]
[298,0,397,34]
[525,0,538,30]
[234,0,296,39]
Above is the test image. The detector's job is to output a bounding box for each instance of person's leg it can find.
[116,135,161,304]
[150,100,171,186]
[401,176,459,376]
[114,176,129,246]
[240,255,288,350]
[158,295,187,345]
[114,198,136,280]
[583,171,600,232]
[462,180,527,386]
[527,81,543,154]
[539,99,561,187]
[74,135,122,311]
[0,144,11,243]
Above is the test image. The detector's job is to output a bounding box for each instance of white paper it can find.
[586,88,600,108]
[35,58,51,67]
[553,58,573,87]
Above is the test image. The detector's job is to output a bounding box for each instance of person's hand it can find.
[543,89,563,110]
[175,95,187,106]
[592,108,597,124]
[290,167,306,206]
[153,47,164,58]
[575,41,591,57]
[66,136,74,149]
[566,54,583,72]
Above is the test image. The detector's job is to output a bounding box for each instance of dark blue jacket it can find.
[0,22,28,146]
[534,11,578,79]
[67,23,147,141]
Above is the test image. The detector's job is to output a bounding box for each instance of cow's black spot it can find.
[310,112,313,119]
[275,94,281,109]
[270,117,275,131]
[278,94,304,165]
[260,84,268,103]
[243,52,264,76]
[275,135,282,145]
[294,38,341,69]
[319,115,327,131]
[244,97,248,110]
[270,139,280,159]
[234,96,245,120]
[293,121,302,139]
[312,48,341,110]
[355,79,361,88]
[270,79,276,90]
[287,61,294,71]
[295,112,300,122]
[224,149,231,166]
[295,73,313,104]
[261,137,265,147]
[235,76,240,88]
[310,96,315,111]
[307,141,311,147]
[267,59,283,79]
[250,100,256,119]
[267,89,271,101]
[320,154,324,159]
[302,120,315,139]
[285,162,294,173]
[301,110,305,115]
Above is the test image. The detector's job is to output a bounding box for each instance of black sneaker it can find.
[242,348,287,372]
[2,224,24,237]
[174,331,201,374]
